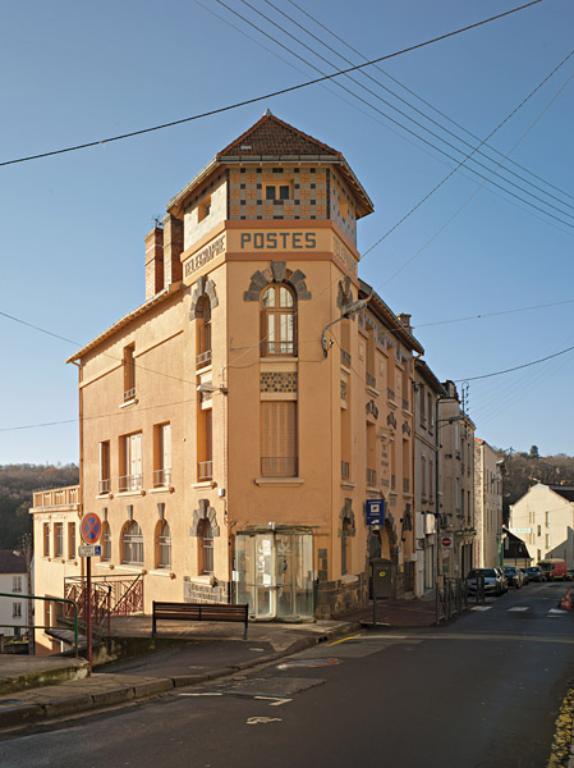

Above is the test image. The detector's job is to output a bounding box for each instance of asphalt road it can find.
[2,581,574,768]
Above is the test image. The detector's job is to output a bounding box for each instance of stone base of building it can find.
[315,573,370,618]
[183,577,230,604]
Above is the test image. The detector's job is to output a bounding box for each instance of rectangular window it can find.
[401,370,409,410]
[429,459,434,502]
[119,432,143,491]
[341,402,351,481]
[402,439,410,493]
[366,422,377,487]
[261,401,298,477]
[545,534,550,549]
[198,194,211,222]
[154,423,172,487]
[390,439,396,490]
[68,522,76,560]
[428,393,434,431]
[545,510,550,527]
[12,576,22,593]
[265,184,290,201]
[198,408,213,481]
[98,440,111,494]
[43,523,50,557]
[421,456,427,497]
[53,523,63,558]
[537,524,541,537]
[12,602,22,619]
[419,386,426,426]
[123,344,136,402]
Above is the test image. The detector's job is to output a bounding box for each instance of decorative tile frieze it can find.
[260,371,298,393]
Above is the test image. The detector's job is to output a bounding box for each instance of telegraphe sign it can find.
[184,233,226,278]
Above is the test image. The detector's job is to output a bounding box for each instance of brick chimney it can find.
[163,214,184,288]
[398,313,412,333]
[145,226,164,300]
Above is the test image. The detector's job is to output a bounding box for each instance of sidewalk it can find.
[345,597,439,628]
[0,655,88,695]
[0,617,356,731]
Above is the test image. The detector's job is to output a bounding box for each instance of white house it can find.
[509,483,574,567]
[0,550,29,639]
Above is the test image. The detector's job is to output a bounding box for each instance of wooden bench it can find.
[151,601,249,639]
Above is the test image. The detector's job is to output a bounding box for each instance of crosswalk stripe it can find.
[548,608,568,615]
[471,606,491,612]
[508,606,529,612]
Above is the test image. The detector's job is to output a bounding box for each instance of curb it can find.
[0,621,359,731]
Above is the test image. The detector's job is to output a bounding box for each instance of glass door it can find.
[235,533,276,619]
[276,533,314,621]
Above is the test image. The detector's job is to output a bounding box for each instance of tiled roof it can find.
[0,549,27,574]
[217,112,340,159]
[550,486,574,502]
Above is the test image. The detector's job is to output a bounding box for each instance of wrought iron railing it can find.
[196,349,212,368]
[124,387,136,402]
[341,461,350,481]
[403,478,410,493]
[198,460,213,481]
[367,468,377,487]
[340,348,351,367]
[153,468,172,488]
[119,474,142,492]
[98,478,111,494]
[387,388,396,401]
[261,456,298,477]
[366,372,377,389]
[260,341,296,357]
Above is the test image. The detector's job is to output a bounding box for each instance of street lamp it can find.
[320,295,372,358]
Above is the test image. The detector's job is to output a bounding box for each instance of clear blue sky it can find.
[1,0,573,464]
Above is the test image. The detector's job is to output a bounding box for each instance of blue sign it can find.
[365,499,385,527]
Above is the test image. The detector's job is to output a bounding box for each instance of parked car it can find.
[539,559,568,581]
[504,566,525,588]
[567,569,574,581]
[494,567,509,592]
[467,568,507,596]
[520,568,530,584]
[524,566,545,582]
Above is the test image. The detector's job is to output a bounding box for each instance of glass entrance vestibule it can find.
[235,529,314,621]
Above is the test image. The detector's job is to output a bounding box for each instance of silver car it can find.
[467,568,506,596]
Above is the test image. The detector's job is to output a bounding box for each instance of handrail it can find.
[0,591,79,656]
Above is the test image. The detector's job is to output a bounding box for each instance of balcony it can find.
[341,461,350,482]
[32,485,80,510]
[118,474,143,493]
[366,372,377,389]
[340,348,351,368]
[198,460,213,481]
[98,478,111,495]
[196,349,212,368]
[367,468,377,487]
[403,478,411,493]
[261,457,298,478]
[124,388,136,403]
[260,341,296,357]
[153,468,172,488]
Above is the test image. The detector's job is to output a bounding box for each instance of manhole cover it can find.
[277,657,341,670]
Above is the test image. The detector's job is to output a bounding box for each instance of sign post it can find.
[365,500,388,626]
[79,513,102,672]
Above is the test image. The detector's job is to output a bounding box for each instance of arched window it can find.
[196,295,212,367]
[341,517,352,576]
[121,520,144,566]
[155,520,171,569]
[101,521,111,562]
[197,519,214,574]
[260,284,296,356]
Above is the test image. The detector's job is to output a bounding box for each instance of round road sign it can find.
[441,535,453,549]
[81,513,102,544]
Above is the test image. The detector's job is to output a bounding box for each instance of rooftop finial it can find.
[265,108,272,116]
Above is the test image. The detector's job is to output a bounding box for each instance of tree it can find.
[529,445,540,460]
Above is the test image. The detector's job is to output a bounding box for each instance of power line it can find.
[0,0,544,169]
[285,0,574,207]
[225,0,574,231]
[263,0,574,219]
[415,297,574,329]
[455,343,574,382]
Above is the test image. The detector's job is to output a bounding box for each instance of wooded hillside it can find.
[0,464,79,550]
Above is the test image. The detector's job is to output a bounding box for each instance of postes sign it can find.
[239,231,317,250]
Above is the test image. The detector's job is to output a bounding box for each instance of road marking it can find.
[254,696,292,707]
[328,633,361,646]
[177,692,223,697]
[471,606,492,612]
[249,648,266,652]
[246,716,282,725]
[508,606,530,612]
[548,608,568,615]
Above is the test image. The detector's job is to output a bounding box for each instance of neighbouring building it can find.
[437,381,475,579]
[31,112,429,637]
[0,550,29,641]
[509,483,574,567]
[413,359,445,597]
[473,438,504,568]
[501,527,532,568]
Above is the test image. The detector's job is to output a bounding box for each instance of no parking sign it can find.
[81,513,102,545]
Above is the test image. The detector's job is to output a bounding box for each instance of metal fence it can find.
[437,577,468,623]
